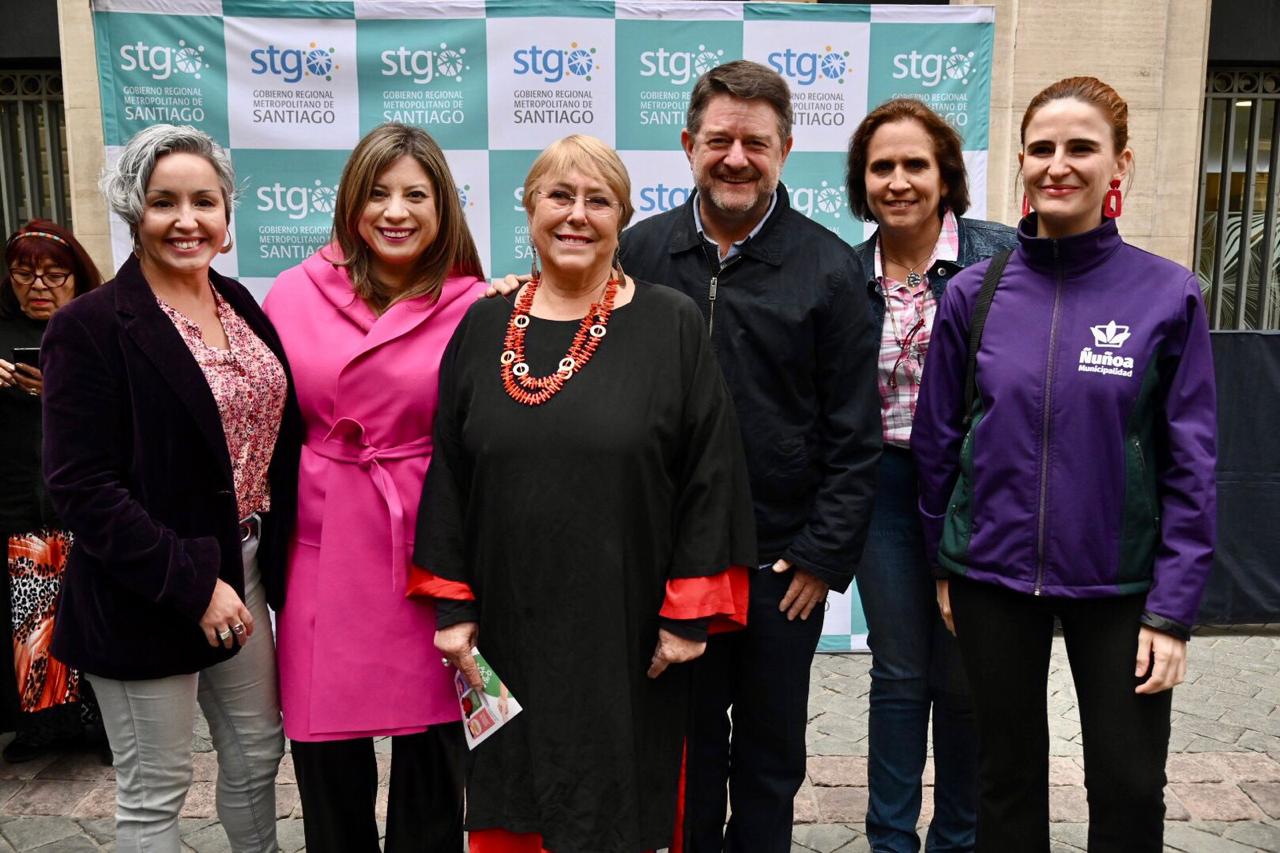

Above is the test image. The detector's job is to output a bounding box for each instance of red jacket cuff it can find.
[659,565,750,635]
[406,564,475,601]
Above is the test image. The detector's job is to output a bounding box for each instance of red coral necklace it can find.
[500,270,620,406]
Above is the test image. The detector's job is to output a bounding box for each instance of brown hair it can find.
[522,135,635,232]
[1020,76,1129,152]
[331,123,483,311]
[2,220,103,319]
[686,60,793,143]
[845,98,970,223]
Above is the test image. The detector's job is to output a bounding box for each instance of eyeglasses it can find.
[8,268,72,288]
[537,189,619,217]
[888,317,927,391]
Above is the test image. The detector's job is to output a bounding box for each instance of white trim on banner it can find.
[614,1,744,21]
[870,4,995,23]
[963,150,991,220]
[355,1,485,20]
[94,0,222,13]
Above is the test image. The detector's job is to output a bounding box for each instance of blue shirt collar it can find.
[691,189,778,264]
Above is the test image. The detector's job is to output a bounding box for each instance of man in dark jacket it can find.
[618,60,881,852]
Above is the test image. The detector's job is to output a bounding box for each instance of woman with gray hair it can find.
[40,124,301,853]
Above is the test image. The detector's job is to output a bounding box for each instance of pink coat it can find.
[264,246,484,741]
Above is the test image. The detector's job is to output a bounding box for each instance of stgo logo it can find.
[639,45,725,87]
[256,179,340,220]
[381,43,470,85]
[636,182,694,214]
[790,180,846,220]
[250,42,340,85]
[512,42,599,84]
[767,46,850,87]
[119,40,207,82]
[891,47,976,88]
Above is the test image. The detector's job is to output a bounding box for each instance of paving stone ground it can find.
[0,626,1276,851]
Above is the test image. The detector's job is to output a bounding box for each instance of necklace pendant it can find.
[906,271,923,288]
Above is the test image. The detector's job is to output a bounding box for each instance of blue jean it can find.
[855,447,976,852]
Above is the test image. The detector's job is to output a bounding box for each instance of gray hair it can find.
[101,124,238,240]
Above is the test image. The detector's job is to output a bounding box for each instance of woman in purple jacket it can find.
[912,77,1216,853]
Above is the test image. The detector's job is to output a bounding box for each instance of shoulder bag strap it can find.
[962,249,1013,427]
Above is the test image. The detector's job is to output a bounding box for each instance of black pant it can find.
[949,577,1172,853]
[686,566,825,852]
[290,723,465,853]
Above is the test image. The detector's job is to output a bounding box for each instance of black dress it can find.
[415,281,756,853]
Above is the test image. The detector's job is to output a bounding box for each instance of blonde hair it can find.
[522,135,634,233]
[331,123,483,310]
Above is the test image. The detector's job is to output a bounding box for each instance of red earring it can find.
[1103,179,1123,218]
[1021,194,1031,218]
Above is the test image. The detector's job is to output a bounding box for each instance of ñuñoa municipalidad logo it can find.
[1078,321,1135,378]
[250,41,340,85]
[119,39,207,81]
[382,43,470,85]
[513,41,600,84]
[768,45,850,87]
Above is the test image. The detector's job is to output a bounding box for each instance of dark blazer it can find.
[42,255,301,680]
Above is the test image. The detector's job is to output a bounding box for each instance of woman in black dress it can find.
[0,220,104,763]
[411,135,756,853]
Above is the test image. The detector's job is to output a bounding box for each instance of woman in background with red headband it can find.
[0,220,105,763]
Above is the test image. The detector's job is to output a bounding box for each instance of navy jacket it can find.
[619,186,881,592]
[854,215,1017,329]
[42,255,302,679]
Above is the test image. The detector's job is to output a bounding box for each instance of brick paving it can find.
[0,627,1276,851]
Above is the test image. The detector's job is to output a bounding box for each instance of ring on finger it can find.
[218,628,233,641]
[232,623,246,635]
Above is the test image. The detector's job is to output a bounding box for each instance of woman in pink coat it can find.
[264,123,485,853]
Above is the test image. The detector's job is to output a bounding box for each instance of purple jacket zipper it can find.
[1035,241,1064,595]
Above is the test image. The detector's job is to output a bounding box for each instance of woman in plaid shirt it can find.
[845,98,1016,853]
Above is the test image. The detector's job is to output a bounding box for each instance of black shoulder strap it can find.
[963,249,1012,426]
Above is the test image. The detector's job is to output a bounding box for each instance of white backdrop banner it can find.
[91,0,996,653]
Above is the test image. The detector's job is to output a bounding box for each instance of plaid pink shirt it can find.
[874,210,960,447]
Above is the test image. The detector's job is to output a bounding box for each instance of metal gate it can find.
[0,69,68,240]
[1195,68,1280,330]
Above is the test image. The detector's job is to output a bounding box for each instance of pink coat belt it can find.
[309,417,433,592]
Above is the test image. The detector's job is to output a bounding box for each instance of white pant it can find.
[88,534,283,853]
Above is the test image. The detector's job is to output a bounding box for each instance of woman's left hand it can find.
[647,628,706,679]
[1134,626,1187,694]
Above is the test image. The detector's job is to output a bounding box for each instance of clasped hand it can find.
[198,579,254,649]
[437,621,483,691]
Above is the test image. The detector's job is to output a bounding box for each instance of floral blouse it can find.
[157,290,286,519]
